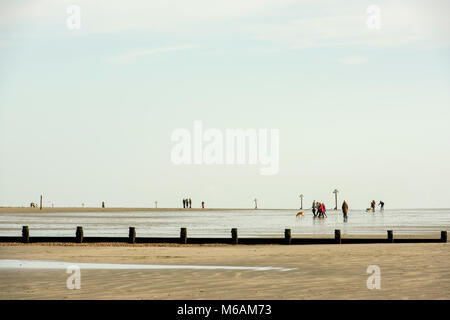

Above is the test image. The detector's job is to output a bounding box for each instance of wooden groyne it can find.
[0,227,447,245]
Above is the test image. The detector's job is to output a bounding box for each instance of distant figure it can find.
[322,202,327,218]
[102,201,105,208]
[30,202,36,208]
[312,200,316,216]
[371,200,376,212]
[183,199,186,208]
[188,198,192,208]
[202,201,205,209]
[378,201,385,211]
[342,200,349,221]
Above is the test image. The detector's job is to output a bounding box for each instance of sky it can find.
[0,0,449,209]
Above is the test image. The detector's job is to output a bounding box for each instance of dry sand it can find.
[0,242,449,299]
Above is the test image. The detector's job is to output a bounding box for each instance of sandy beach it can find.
[0,242,449,300]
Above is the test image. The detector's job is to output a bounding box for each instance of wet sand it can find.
[0,242,449,299]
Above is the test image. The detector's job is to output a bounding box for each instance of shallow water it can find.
[1,208,449,237]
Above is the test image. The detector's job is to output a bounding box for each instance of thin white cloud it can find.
[107,44,197,63]
[337,56,368,65]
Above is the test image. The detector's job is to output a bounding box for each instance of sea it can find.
[1,208,449,237]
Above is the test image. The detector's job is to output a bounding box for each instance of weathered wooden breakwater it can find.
[0,227,447,245]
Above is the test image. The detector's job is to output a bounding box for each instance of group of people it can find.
[183,198,192,208]
[369,200,385,212]
[310,198,385,222]
[312,200,327,218]
[182,198,205,209]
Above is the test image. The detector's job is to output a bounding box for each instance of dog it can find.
[296,211,304,217]
[365,208,374,212]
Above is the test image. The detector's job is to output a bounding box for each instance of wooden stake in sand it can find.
[285,229,292,245]
[335,229,341,244]
[76,226,83,243]
[129,227,136,244]
[387,230,393,243]
[231,228,238,245]
[22,226,29,243]
[180,228,187,244]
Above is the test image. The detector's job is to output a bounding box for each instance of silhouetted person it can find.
[379,201,384,211]
[188,198,192,208]
[312,200,316,216]
[183,199,186,208]
[202,201,205,209]
[371,200,376,212]
[102,201,105,208]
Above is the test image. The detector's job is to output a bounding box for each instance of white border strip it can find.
[0,259,295,272]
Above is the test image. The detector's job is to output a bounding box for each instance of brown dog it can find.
[296,212,304,217]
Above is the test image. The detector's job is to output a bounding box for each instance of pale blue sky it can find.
[1,0,449,209]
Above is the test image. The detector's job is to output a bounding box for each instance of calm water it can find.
[0,208,449,237]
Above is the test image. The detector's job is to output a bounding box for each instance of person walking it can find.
[188,198,192,208]
[312,200,316,216]
[378,201,385,211]
[342,200,349,222]
[202,201,205,209]
[183,198,186,208]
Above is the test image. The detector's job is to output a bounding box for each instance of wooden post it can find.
[22,226,29,243]
[334,193,337,210]
[129,227,136,244]
[76,226,83,243]
[180,228,187,244]
[285,229,291,245]
[387,230,393,243]
[231,228,238,245]
[333,189,339,210]
[335,229,341,244]
[40,195,42,210]
[441,231,447,243]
